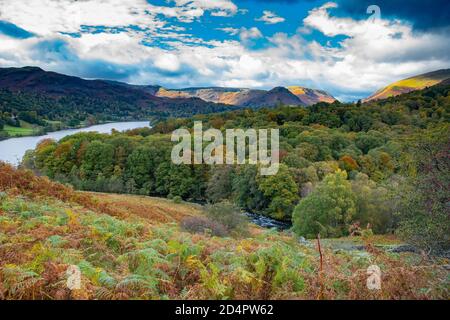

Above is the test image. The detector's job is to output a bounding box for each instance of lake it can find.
[0,121,151,165]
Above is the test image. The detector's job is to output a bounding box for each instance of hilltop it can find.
[365,69,450,102]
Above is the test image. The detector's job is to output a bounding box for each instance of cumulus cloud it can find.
[301,2,450,92]
[255,11,285,24]
[0,0,448,100]
[239,27,263,43]
[0,0,239,35]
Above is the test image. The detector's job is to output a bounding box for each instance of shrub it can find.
[172,196,182,204]
[205,201,248,236]
[181,216,228,237]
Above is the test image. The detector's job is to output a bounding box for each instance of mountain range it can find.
[0,66,336,111]
[1,66,449,119]
[151,85,336,107]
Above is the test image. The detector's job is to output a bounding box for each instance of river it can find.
[0,121,151,165]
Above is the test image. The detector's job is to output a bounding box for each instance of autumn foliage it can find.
[0,163,448,300]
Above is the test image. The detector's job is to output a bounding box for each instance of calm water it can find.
[0,121,150,165]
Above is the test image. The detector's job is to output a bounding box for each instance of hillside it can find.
[287,86,336,105]
[0,162,448,300]
[0,67,234,138]
[365,69,450,102]
[153,85,336,107]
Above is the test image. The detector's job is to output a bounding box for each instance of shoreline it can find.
[0,119,152,141]
[0,121,152,165]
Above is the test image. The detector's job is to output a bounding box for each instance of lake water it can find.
[0,121,150,165]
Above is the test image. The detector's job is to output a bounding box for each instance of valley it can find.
[0,67,449,301]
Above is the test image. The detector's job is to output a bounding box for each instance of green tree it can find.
[80,141,114,180]
[206,166,234,203]
[125,146,156,191]
[292,170,356,238]
[395,125,450,253]
[355,131,385,154]
[155,162,196,199]
[232,166,269,213]
[351,173,393,233]
[258,164,299,220]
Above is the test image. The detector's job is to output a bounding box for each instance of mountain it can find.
[287,86,336,105]
[153,85,336,107]
[365,69,450,102]
[0,66,234,120]
[0,66,160,105]
[240,86,305,107]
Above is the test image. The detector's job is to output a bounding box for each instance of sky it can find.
[0,0,449,101]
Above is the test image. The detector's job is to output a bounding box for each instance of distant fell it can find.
[365,69,450,102]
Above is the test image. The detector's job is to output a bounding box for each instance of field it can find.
[0,163,448,300]
[3,123,38,136]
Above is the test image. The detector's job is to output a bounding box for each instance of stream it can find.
[244,212,292,230]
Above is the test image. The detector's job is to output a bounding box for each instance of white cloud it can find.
[154,53,181,72]
[218,27,263,42]
[0,1,449,100]
[172,0,238,16]
[0,0,164,35]
[301,2,450,92]
[0,0,239,36]
[256,10,285,25]
[239,27,263,43]
[216,27,240,36]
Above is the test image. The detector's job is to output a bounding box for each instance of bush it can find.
[172,196,182,204]
[205,201,249,236]
[181,216,228,237]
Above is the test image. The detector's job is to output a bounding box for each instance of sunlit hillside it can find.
[365,69,450,102]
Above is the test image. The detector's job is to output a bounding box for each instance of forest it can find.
[21,81,450,254]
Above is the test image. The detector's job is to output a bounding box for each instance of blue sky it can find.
[0,0,449,101]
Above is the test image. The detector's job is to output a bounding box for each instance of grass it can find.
[0,163,448,300]
[3,125,35,136]
[2,121,42,137]
[87,192,204,224]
